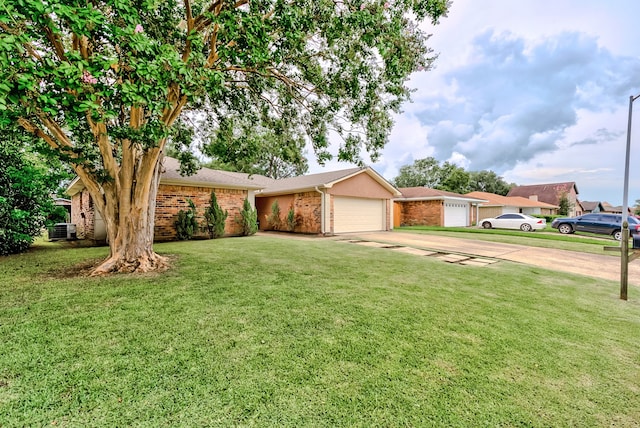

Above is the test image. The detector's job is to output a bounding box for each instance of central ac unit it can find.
[48,223,77,241]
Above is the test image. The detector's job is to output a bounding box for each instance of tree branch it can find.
[206,23,220,67]
[182,0,194,62]
[0,22,42,61]
[41,15,67,61]
[193,0,247,32]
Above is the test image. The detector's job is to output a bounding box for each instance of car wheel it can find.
[520,223,532,232]
[482,221,492,229]
[613,230,623,241]
[558,224,573,234]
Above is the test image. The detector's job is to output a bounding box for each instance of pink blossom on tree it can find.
[81,70,98,84]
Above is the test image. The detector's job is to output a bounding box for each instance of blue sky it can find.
[310,0,640,204]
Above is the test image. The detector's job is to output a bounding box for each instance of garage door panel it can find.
[444,202,468,227]
[334,197,385,233]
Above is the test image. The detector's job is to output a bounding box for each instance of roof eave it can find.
[160,178,264,190]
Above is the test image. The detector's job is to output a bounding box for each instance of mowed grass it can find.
[1,236,640,426]
[398,225,618,255]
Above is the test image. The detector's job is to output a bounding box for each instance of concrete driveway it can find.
[343,231,640,287]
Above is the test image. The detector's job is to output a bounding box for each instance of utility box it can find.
[633,234,640,249]
[48,223,77,241]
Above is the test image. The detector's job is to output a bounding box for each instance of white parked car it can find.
[478,213,546,232]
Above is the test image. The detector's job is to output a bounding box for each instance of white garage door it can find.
[334,197,386,233]
[444,202,469,227]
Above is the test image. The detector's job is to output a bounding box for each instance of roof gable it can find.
[506,182,578,205]
[259,167,400,196]
[466,191,558,208]
[580,201,604,212]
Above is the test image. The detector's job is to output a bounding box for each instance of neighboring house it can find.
[67,158,400,242]
[394,187,487,227]
[465,191,558,219]
[601,204,632,214]
[507,182,581,216]
[255,167,401,234]
[581,201,605,214]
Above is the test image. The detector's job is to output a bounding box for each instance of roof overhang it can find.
[257,167,402,198]
[395,196,488,203]
[159,178,264,191]
[66,176,264,197]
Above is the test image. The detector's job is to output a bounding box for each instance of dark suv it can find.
[551,213,640,240]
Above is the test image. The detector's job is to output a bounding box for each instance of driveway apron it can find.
[345,231,640,287]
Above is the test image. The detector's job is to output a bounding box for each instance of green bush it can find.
[203,191,228,239]
[286,204,296,231]
[174,199,198,240]
[267,200,282,230]
[0,141,54,255]
[236,198,258,236]
[46,205,69,226]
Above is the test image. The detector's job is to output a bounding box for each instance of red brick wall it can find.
[293,191,322,233]
[256,192,322,234]
[399,200,444,226]
[155,185,248,241]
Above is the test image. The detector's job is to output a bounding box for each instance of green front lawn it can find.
[398,225,619,255]
[1,236,639,426]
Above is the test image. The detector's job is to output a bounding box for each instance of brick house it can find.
[465,191,558,219]
[68,157,267,242]
[394,187,487,227]
[67,158,400,242]
[255,167,401,234]
[507,182,581,217]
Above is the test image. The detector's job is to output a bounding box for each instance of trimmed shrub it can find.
[236,197,258,236]
[203,191,228,239]
[174,199,198,240]
[286,203,296,231]
[267,200,282,230]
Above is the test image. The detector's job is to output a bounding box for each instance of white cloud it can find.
[310,0,640,204]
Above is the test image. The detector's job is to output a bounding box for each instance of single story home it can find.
[67,157,400,242]
[67,157,267,242]
[580,201,605,214]
[466,191,558,219]
[255,167,401,234]
[393,187,487,227]
[507,182,581,217]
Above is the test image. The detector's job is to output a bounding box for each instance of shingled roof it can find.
[581,201,605,212]
[66,156,270,196]
[396,187,487,202]
[506,182,578,205]
[466,191,558,209]
[159,157,268,189]
[258,167,401,196]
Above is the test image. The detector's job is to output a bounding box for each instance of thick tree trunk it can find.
[90,155,168,276]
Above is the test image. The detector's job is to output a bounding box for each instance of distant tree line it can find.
[393,157,515,196]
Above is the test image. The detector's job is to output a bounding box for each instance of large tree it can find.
[467,170,513,196]
[202,115,309,179]
[0,0,449,274]
[393,156,469,193]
